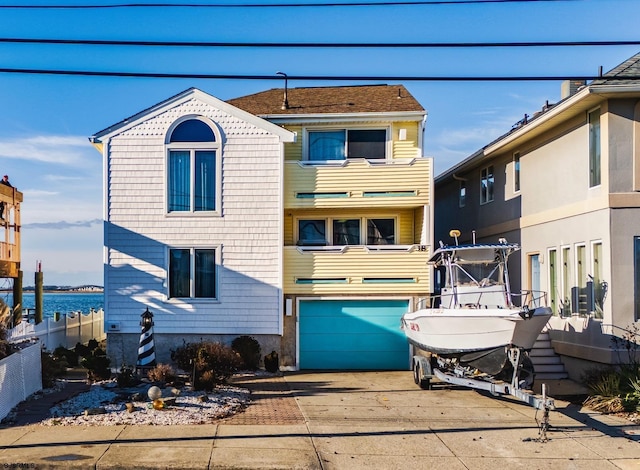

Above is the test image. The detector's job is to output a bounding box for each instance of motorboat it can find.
[402,231,552,387]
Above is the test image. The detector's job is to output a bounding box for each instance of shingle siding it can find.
[103,96,284,335]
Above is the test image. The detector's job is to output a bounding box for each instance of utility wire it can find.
[1,38,637,48]
[0,0,579,9]
[0,67,628,81]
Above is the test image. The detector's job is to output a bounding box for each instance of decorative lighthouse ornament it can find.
[137,307,157,372]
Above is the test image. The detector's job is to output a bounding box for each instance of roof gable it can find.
[226,84,425,116]
[91,87,294,143]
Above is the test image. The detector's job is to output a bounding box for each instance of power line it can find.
[0,0,578,9]
[0,67,628,81]
[1,38,637,48]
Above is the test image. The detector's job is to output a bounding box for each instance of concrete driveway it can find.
[0,371,639,469]
[279,371,640,469]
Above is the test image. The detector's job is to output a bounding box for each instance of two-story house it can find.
[90,88,295,366]
[92,84,433,371]
[434,52,640,379]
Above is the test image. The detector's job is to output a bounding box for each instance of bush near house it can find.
[80,341,111,383]
[147,363,177,385]
[0,324,16,361]
[583,325,640,413]
[171,341,242,391]
[41,350,68,388]
[231,335,261,370]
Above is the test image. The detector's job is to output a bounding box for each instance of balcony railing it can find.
[284,158,431,209]
[284,245,431,294]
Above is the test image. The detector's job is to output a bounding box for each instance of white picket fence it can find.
[0,341,42,421]
[7,309,105,352]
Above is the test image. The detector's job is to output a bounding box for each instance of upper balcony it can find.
[284,157,432,209]
[283,245,431,295]
[0,184,22,278]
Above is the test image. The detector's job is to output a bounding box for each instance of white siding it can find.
[104,97,283,335]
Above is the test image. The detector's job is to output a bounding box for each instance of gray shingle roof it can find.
[592,51,640,86]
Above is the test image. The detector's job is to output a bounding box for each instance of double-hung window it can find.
[308,129,386,161]
[589,108,601,188]
[169,248,217,299]
[167,118,220,213]
[480,165,494,204]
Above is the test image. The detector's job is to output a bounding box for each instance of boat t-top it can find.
[402,230,553,412]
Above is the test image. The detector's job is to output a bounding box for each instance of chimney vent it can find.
[561,80,586,99]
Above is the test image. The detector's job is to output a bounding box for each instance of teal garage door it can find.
[299,299,410,370]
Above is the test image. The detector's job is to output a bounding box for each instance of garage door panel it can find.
[300,316,399,335]
[301,332,405,351]
[299,299,409,370]
[301,351,407,370]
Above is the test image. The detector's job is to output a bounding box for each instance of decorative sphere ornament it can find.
[147,385,162,400]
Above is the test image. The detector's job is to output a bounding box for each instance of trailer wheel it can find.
[413,360,432,390]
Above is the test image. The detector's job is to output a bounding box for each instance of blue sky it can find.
[0,0,638,286]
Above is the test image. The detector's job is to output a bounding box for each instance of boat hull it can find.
[401,306,552,357]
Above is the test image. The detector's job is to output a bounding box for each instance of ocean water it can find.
[0,292,104,318]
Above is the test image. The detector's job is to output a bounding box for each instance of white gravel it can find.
[41,381,251,426]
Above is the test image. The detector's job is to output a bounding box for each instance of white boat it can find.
[402,233,552,382]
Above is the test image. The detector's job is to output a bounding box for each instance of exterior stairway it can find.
[529,330,569,380]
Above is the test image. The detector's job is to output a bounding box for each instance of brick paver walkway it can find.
[225,374,305,425]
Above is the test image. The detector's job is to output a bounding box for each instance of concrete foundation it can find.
[106,333,283,371]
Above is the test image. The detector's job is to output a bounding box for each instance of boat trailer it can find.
[412,347,554,440]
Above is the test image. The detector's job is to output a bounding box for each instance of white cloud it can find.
[0,135,91,165]
[22,189,59,197]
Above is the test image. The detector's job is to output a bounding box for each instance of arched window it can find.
[170,119,216,143]
[166,118,220,214]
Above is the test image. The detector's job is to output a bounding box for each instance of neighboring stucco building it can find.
[434,52,640,379]
[92,84,433,370]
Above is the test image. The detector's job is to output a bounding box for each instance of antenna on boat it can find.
[449,229,461,245]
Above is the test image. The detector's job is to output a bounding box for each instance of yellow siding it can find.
[286,208,416,245]
[283,246,431,295]
[398,210,415,244]
[283,125,303,161]
[284,213,294,245]
[284,158,431,209]
[282,122,421,162]
[413,207,424,244]
[392,122,420,159]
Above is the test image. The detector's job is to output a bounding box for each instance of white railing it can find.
[0,341,42,421]
[7,309,105,351]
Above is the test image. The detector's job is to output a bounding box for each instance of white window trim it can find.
[560,245,572,314]
[295,216,398,247]
[302,126,391,162]
[574,243,587,288]
[165,116,223,217]
[590,239,603,279]
[548,247,558,314]
[165,245,221,302]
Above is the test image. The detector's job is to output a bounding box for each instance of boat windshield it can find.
[451,260,504,287]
